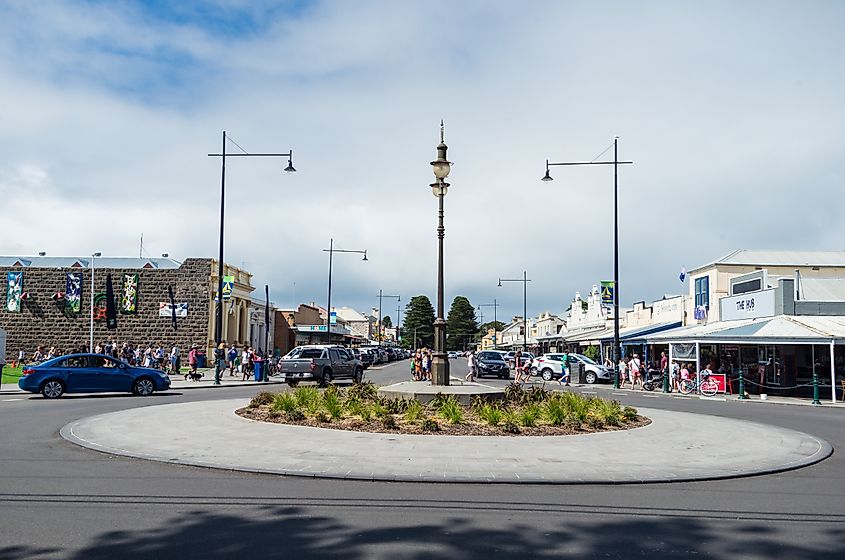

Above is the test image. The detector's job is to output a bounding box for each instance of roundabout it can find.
[61,398,832,484]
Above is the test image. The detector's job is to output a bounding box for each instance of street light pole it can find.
[478,299,500,349]
[542,137,633,388]
[430,121,452,386]
[208,131,295,352]
[323,240,367,344]
[89,251,101,352]
[376,290,400,347]
[498,274,532,351]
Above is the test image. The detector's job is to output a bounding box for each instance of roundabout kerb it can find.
[60,398,833,484]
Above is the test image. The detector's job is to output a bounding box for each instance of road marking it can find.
[2,398,24,402]
[581,391,597,395]
[612,392,626,396]
[641,394,659,398]
[699,395,727,401]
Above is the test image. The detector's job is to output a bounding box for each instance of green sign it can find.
[601,281,614,304]
[222,275,234,300]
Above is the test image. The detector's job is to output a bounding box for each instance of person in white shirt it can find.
[629,354,643,390]
[465,350,477,382]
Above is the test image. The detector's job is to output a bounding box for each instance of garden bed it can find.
[237,382,649,436]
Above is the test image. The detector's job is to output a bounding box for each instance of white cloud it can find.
[0,0,843,320]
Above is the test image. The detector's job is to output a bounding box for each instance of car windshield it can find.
[573,354,597,365]
[478,352,504,361]
[287,348,324,359]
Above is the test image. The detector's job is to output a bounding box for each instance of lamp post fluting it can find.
[323,239,367,344]
[542,137,633,388]
[478,299,500,349]
[376,290,400,347]
[498,272,532,351]
[208,131,295,352]
[430,121,452,386]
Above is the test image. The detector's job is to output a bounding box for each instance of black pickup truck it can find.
[278,345,364,387]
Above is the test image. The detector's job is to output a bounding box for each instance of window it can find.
[58,356,88,368]
[694,276,710,309]
[92,356,120,368]
[733,278,761,296]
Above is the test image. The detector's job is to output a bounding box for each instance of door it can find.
[329,349,349,377]
[91,355,132,392]
[60,356,96,391]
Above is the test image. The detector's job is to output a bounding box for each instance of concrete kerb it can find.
[60,398,833,485]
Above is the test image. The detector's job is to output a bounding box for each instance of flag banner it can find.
[330,311,337,325]
[121,273,139,314]
[65,272,83,313]
[679,267,686,283]
[6,271,23,312]
[160,302,188,317]
[694,305,708,321]
[222,276,234,300]
[105,274,118,330]
[168,286,178,330]
[600,281,614,304]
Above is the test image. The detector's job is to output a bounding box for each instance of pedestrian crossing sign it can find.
[601,281,614,304]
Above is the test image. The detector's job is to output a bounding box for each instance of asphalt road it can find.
[1,359,843,559]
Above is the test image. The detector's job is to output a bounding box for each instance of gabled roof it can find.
[689,250,845,274]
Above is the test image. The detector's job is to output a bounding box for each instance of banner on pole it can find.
[6,272,23,312]
[222,276,234,300]
[65,272,83,313]
[600,281,614,305]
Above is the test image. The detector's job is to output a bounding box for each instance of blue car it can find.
[18,353,171,398]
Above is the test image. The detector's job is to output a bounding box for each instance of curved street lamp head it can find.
[284,155,296,173]
[541,160,553,182]
[497,279,502,287]
[93,252,102,257]
[362,250,368,261]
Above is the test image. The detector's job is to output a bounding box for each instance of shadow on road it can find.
[1,505,842,559]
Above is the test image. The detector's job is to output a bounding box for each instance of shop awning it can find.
[646,315,845,345]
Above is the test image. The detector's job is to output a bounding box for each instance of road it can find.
[0,358,843,559]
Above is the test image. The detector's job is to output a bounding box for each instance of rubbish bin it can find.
[197,352,207,369]
[253,359,264,382]
[573,362,585,384]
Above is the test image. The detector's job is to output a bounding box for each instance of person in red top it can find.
[660,351,668,374]
[187,345,198,381]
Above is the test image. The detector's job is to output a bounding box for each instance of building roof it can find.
[334,307,369,322]
[0,256,182,269]
[647,315,845,344]
[690,250,845,274]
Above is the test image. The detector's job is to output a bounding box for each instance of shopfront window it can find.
[695,276,710,309]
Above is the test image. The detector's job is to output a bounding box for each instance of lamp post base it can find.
[431,354,450,386]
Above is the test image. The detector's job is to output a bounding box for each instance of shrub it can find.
[542,396,567,426]
[501,420,520,434]
[381,415,397,430]
[504,383,526,404]
[622,406,639,422]
[293,386,321,414]
[525,386,550,404]
[322,389,343,420]
[287,409,305,422]
[438,396,464,425]
[591,399,623,426]
[421,417,440,432]
[404,400,425,423]
[267,409,281,419]
[383,397,412,414]
[477,403,503,426]
[249,391,276,408]
[372,402,390,419]
[315,411,330,423]
[560,391,590,424]
[517,403,541,427]
[586,415,605,430]
[271,392,299,415]
[346,381,378,402]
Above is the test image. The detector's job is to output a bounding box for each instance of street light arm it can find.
[208,152,293,157]
[546,160,633,166]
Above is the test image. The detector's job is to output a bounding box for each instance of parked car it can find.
[279,345,363,387]
[569,353,613,384]
[475,351,510,379]
[18,353,171,398]
[352,348,373,369]
[531,354,569,381]
[447,351,459,359]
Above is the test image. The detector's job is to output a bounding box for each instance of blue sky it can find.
[1,0,844,323]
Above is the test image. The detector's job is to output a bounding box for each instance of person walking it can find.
[169,345,180,375]
[561,352,571,386]
[227,345,238,376]
[187,345,198,381]
[629,354,643,390]
[513,349,524,383]
[214,343,226,385]
[465,349,477,382]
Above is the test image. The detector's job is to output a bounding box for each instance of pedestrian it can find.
[409,352,417,381]
[155,345,165,370]
[169,345,180,375]
[660,351,669,378]
[561,352,571,386]
[413,351,422,380]
[227,345,238,376]
[32,346,45,363]
[465,349,477,382]
[187,345,198,381]
[513,349,524,383]
[629,354,643,390]
[14,349,24,368]
[214,343,226,384]
[619,357,629,385]
[672,361,681,392]
[242,347,252,381]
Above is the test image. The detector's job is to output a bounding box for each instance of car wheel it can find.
[133,377,155,396]
[41,380,65,399]
[585,371,598,384]
[286,380,299,388]
[541,369,554,381]
[353,367,363,384]
[318,369,333,388]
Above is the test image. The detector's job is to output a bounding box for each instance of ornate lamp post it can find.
[542,137,633,388]
[323,239,367,344]
[430,122,452,386]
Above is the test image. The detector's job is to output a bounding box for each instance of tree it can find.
[381,315,392,329]
[478,321,506,335]
[446,296,478,351]
[401,295,435,349]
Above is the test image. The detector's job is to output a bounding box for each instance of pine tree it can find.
[401,295,435,349]
[446,296,478,351]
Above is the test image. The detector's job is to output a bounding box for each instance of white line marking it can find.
[2,398,24,402]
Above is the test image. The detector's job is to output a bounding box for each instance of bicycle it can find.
[679,374,719,396]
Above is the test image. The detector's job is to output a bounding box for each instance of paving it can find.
[61,398,832,484]
[378,379,504,404]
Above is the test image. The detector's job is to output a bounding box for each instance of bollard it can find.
[662,369,670,393]
[812,369,821,405]
[737,367,748,400]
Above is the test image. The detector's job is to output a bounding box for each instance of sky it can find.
[1,0,843,324]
